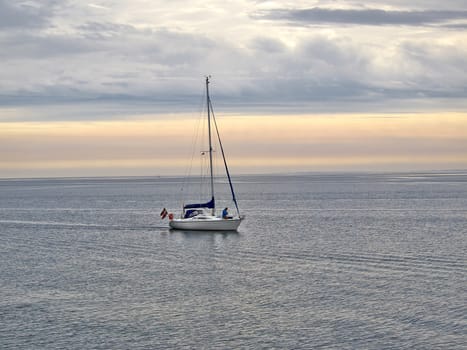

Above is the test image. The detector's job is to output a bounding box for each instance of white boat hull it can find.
[169,216,242,231]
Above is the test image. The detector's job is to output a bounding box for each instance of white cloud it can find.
[87,3,110,10]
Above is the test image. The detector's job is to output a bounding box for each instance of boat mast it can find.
[206,76,215,215]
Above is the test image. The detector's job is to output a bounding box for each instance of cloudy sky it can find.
[1,0,467,177]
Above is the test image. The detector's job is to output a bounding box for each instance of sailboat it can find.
[168,77,244,231]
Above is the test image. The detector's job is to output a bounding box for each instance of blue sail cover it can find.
[184,197,215,209]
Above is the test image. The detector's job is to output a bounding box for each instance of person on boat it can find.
[222,207,229,219]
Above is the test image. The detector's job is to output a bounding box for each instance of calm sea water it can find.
[1,173,466,349]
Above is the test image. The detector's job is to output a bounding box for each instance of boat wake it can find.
[0,219,168,231]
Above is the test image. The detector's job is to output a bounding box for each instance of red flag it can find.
[160,208,168,219]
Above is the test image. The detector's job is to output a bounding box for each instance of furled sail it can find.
[183,197,215,209]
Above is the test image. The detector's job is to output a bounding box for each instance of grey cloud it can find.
[0,0,57,29]
[76,22,142,39]
[0,21,221,109]
[443,23,467,29]
[0,33,101,59]
[399,40,467,89]
[1,31,466,114]
[1,5,467,118]
[249,37,287,53]
[254,7,467,26]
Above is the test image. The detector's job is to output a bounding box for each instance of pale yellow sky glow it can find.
[2,113,466,178]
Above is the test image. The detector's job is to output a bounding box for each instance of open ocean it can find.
[1,172,466,349]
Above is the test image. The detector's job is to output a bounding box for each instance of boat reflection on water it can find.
[170,229,240,238]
